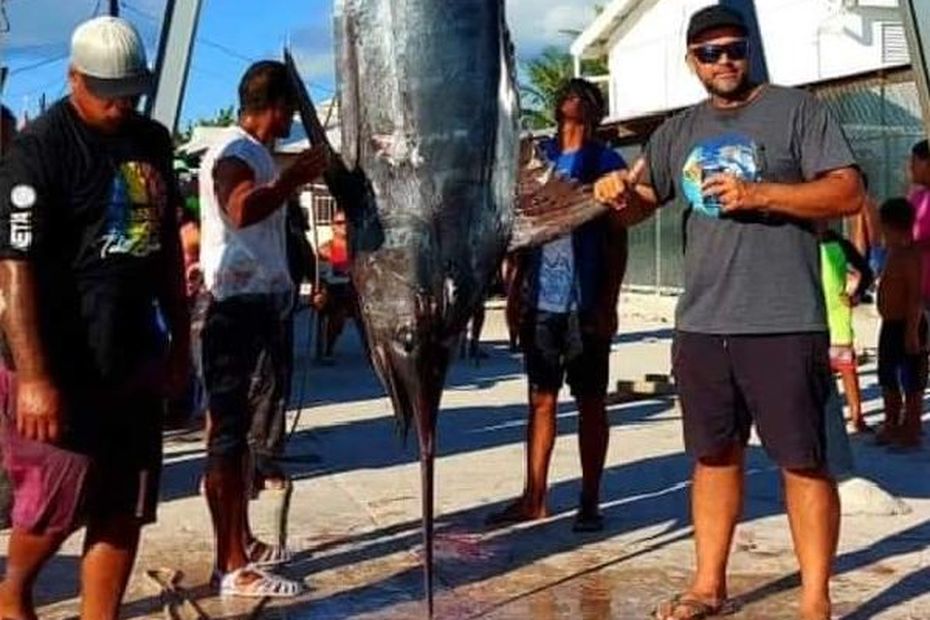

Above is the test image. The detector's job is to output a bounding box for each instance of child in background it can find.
[877,198,927,449]
[819,225,874,433]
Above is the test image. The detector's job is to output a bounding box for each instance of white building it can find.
[571,0,909,123]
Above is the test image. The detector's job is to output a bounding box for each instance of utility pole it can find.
[902,0,930,133]
[146,0,203,134]
[109,0,119,17]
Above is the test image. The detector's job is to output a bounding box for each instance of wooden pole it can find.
[903,0,930,134]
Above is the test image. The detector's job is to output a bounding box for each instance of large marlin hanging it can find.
[285,0,613,613]
[329,0,518,614]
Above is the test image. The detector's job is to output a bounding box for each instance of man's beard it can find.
[705,75,753,102]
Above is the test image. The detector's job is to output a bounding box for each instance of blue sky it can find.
[0,0,602,130]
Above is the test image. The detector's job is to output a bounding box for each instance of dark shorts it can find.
[672,331,832,470]
[324,281,359,314]
[202,295,291,459]
[521,311,610,398]
[878,319,929,394]
[0,367,163,534]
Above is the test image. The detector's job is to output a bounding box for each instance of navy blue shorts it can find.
[521,312,610,398]
[672,331,832,470]
[877,319,928,394]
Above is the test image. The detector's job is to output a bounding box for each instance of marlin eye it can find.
[396,326,416,353]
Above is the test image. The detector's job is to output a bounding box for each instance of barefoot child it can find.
[877,198,927,448]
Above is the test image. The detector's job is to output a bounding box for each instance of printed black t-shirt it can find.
[0,99,179,389]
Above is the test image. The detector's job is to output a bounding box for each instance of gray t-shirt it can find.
[645,85,856,335]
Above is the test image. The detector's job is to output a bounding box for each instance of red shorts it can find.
[0,367,89,535]
[829,346,857,373]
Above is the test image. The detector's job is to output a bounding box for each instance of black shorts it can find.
[202,295,291,459]
[78,397,164,525]
[877,319,929,394]
[521,312,610,398]
[672,331,831,470]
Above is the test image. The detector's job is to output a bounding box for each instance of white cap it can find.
[70,16,152,98]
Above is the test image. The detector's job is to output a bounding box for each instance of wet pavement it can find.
[6,296,930,619]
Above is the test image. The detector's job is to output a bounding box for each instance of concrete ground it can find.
[7,294,930,619]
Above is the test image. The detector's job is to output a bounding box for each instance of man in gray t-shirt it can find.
[595,6,863,620]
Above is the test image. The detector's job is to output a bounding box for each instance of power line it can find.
[9,53,69,76]
[199,39,257,65]
[10,0,103,77]
[121,0,335,94]
[123,1,256,64]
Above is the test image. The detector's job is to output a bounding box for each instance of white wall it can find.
[605,0,907,121]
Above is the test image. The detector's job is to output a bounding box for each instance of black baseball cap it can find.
[687,5,748,44]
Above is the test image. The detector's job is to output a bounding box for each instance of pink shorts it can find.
[0,367,90,535]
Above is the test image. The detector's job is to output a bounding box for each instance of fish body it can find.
[330,0,519,613]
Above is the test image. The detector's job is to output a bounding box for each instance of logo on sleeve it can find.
[10,185,36,210]
[8,185,35,251]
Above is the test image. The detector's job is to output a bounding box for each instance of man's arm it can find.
[0,132,61,443]
[0,261,61,443]
[703,167,863,220]
[838,236,874,299]
[593,159,661,227]
[214,146,327,229]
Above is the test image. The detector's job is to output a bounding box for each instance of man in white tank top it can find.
[199,60,326,598]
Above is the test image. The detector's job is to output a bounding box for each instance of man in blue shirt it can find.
[487,79,627,532]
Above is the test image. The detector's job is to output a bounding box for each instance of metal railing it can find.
[301,184,338,227]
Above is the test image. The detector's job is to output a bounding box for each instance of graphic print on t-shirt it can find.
[682,132,762,218]
[100,161,165,259]
[538,235,576,313]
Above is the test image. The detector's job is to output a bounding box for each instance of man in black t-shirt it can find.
[0,17,188,619]
[595,7,863,620]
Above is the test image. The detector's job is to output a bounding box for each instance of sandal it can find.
[247,539,294,568]
[653,593,735,619]
[216,565,304,599]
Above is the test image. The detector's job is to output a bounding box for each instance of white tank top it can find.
[200,126,293,301]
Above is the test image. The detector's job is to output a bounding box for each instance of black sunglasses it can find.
[691,40,750,64]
